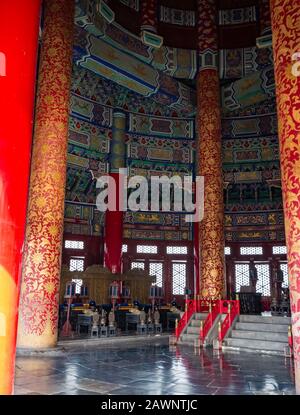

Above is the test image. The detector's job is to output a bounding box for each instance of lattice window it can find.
[280,262,289,288]
[149,262,163,287]
[72,279,83,295]
[69,257,84,272]
[122,244,128,253]
[137,245,158,254]
[272,246,287,255]
[235,263,250,292]
[167,246,188,255]
[131,261,145,270]
[240,246,263,256]
[225,247,231,255]
[65,240,84,250]
[172,262,186,295]
[256,264,271,296]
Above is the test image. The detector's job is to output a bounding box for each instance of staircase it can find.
[223,315,291,355]
[178,313,207,346]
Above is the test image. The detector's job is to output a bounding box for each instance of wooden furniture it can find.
[59,308,84,331]
[137,324,147,334]
[147,324,154,334]
[100,326,108,337]
[159,308,171,329]
[91,325,99,338]
[167,312,181,331]
[60,265,154,305]
[115,310,128,331]
[125,313,140,333]
[154,323,162,333]
[77,314,92,335]
[108,326,116,337]
[232,292,262,315]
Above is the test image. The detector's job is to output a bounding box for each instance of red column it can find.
[0,1,41,395]
[196,0,225,300]
[141,0,158,34]
[104,111,126,274]
[194,222,200,295]
[104,175,124,274]
[17,0,75,349]
[271,0,300,393]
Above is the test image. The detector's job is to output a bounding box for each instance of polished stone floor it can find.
[14,340,296,395]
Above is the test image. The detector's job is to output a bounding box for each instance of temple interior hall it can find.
[1,0,300,396]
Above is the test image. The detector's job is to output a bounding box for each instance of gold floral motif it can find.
[18,0,74,348]
[197,69,225,300]
[271,0,300,373]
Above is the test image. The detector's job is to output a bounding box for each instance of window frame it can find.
[172,260,187,295]
[69,256,85,272]
[65,240,84,250]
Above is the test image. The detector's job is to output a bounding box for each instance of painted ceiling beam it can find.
[74,25,196,114]
[221,66,275,113]
[75,0,197,80]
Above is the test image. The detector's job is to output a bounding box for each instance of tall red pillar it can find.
[104,111,126,274]
[17,0,75,349]
[271,0,300,394]
[0,1,41,395]
[194,222,200,295]
[196,0,225,300]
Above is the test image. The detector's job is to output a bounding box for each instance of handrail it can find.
[175,298,240,345]
[175,299,195,339]
[199,300,219,345]
[175,297,217,340]
[218,300,240,345]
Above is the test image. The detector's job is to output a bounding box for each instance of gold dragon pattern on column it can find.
[17,0,75,348]
[271,0,300,392]
[197,0,225,299]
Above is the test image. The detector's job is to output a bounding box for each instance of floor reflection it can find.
[14,340,296,395]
